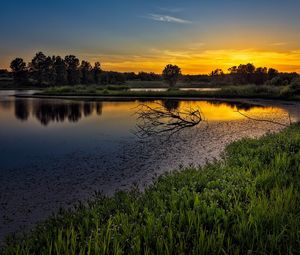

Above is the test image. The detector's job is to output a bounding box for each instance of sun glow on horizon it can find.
[1,48,300,75]
[93,48,300,74]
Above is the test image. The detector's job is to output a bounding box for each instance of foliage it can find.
[2,124,300,254]
[162,64,181,87]
[10,58,28,85]
[6,52,300,89]
[38,84,300,101]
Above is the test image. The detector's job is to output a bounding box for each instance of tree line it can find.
[9,52,126,86]
[4,52,299,87]
[183,64,298,86]
[161,63,299,87]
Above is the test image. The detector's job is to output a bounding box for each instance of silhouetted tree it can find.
[80,60,92,84]
[65,55,80,85]
[124,72,138,80]
[29,52,49,85]
[268,68,279,80]
[93,62,102,84]
[210,69,224,76]
[138,72,161,81]
[53,56,67,85]
[162,64,181,87]
[238,63,255,84]
[0,69,10,78]
[228,63,256,84]
[254,67,268,85]
[100,71,125,84]
[10,58,28,85]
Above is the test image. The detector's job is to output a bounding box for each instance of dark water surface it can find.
[0,90,299,241]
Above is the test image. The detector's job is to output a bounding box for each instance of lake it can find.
[0,90,299,240]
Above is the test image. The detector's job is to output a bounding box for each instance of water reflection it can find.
[0,93,284,128]
[207,100,263,111]
[162,100,180,111]
[13,100,103,126]
[15,100,29,121]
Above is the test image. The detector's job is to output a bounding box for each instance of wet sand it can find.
[0,99,300,243]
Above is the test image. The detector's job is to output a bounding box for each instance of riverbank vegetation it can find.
[2,124,300,254]
[36,82,300,101]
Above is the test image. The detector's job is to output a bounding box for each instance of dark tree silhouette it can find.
[80,60,92,84]
[93,62,102,84]
[65,55,80,85]
[268,68,279,80]
[211,69,224,76]
[53,56,67,85]
[100,71,126,84]
[253,67,268,85]
[10,58,28,84]
[162,64,181,87]
[30,52,48,85]
[138,72,161,81]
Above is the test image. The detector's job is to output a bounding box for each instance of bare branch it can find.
[235,110,290,127]
[134,102,203,139]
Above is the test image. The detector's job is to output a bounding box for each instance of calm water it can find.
[0,90,299,240]
[0,90,289,169]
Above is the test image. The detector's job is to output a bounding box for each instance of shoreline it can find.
[2,124,300,253]
[14,93,300,110]
[1,97,300,244]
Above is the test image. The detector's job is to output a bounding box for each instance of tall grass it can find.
[2,124,300,254]
[39,84,300,101]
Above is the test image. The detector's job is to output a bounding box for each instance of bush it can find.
[290,78,300,94]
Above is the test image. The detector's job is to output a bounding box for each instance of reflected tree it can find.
[83,102,93,117]
[14,100,103,125]
[207,101,264,112]
[14,100,29,121]
[96,102,103,115]
[67,103,82,122]
[162,100,180,111]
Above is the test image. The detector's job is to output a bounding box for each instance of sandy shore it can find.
[1,99,300,243]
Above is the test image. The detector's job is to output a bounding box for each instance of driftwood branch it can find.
[235,110,291,127]
[134,103,203,139]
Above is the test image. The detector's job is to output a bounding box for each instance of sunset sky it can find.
[1,0,300,74]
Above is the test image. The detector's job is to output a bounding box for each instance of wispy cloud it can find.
[158,7,184,13]
[270,42,288,46]
[146,14,191,24]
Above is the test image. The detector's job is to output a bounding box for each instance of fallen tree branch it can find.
[134,102,203,139]
[235,110,291,127]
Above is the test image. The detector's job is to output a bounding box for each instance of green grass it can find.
[125,80,213,88]
[2,124,300,254]
[37,84,300,101]
[43,85,129,94]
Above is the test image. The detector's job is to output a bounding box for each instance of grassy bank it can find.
[36,84,300,101]
[2,124,300,254]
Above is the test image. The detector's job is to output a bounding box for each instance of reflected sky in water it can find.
[0,91,287,169]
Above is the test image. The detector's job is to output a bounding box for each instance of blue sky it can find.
[1,0,300,73]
